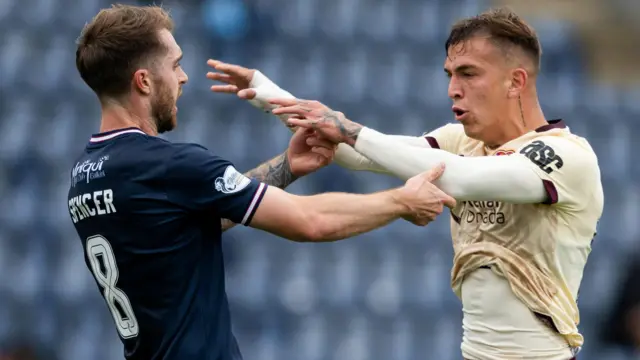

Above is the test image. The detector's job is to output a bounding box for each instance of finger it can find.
[209,61,248,76]
[407,217,430,226]
[306,136,337,149]
[206,59,220,68]
[206,72,236,85]
[272,105,306,116]
[287,118,315,128]
[269,98,302,107]
[297,127,315,136]
[237,88,257,100]
[210,85,239,93]
[423,163,446,182]
[311,146,334,159]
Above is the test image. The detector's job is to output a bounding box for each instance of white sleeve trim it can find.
[241,182,267,225]
[354,127,548,203]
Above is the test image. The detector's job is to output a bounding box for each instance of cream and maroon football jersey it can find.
[425,120,603,359]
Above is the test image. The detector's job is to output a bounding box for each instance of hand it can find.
[206,59,258,99]
[269,98,363,146]
[395,163,456,226]
[287,128,337,177]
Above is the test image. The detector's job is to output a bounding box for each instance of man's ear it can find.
[133,69,152,95]
[507,68,527,99]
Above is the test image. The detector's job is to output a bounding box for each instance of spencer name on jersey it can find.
[67,128,267,360]
[68,189,116,223]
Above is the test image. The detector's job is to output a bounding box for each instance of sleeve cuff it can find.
[241,183,268,225]
[424,136,440,149]
[354,127,383,154]
[541,179,559,205]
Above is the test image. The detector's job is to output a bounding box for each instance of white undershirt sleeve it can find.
[354,127,548,203]
[334,135,432,172]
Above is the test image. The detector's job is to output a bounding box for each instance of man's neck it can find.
[486,97,547,149]
[99,99,157,136]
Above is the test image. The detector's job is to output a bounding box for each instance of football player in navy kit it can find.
[69,4,455,360]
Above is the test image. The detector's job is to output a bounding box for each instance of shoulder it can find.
[518,131,599,173]
[167,142,212,162]
[423,123,469,153]
[163,142,237,185]
[165,142,224,172]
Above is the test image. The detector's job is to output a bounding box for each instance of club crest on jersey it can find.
[215,166,251,194]
[494,149,515,156]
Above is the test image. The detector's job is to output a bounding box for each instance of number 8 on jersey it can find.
[86,235,139,338]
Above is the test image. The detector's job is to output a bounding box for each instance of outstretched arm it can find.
[248,165,455,242]
[206,61,432,173]
[246,72,434,173]
[272,100,559,205]
[353,127,548,203]
[171,143,456,242]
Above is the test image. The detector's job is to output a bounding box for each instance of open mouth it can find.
[452,106,467,119]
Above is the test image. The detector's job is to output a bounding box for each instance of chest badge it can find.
[494,149,515,156]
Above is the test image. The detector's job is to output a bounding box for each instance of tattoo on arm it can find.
[221,152,299,232]
[297,100,363,146]
[324,111,362,146]
[244,152,299,188]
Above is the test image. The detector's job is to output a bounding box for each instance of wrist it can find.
[351,126,372,149]
[340,121,363,147]
[388,188,412,216]
[249,70,273,88]
[284,151,303,179]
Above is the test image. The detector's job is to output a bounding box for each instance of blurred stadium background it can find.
[1,0,639,359]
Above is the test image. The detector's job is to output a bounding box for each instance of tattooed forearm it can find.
[244,152,299,188]
[323,111,362,146]
[221,152,299,232]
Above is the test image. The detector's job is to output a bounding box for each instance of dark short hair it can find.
[445,8,542,73]
[76,4,174,99]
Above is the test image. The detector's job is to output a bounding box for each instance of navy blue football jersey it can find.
[67,127,267,360]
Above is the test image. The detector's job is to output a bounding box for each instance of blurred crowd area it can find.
[1,0,639,359]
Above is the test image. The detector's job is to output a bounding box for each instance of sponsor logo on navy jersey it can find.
[72,155,109,186]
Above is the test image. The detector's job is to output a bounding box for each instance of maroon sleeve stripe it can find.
[425,136,440,149]
[541,179,559,205]
[450,212,461,224]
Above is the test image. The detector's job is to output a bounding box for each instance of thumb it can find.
[237,88,257,100]
[441,193,457,209]
[423,163,446,182]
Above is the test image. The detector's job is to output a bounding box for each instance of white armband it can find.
[354,127,548,203]
[247,71,296,129]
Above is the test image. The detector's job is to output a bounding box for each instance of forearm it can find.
[353,127,547,203]
[335,135,432,172]
[295,189,406,242]
[221,152,298,231]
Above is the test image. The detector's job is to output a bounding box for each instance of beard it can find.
[150,79,177,134]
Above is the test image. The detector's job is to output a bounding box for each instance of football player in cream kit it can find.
[207,8,603,360]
